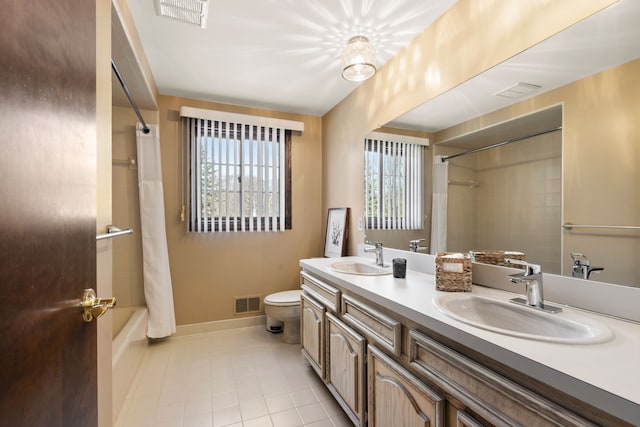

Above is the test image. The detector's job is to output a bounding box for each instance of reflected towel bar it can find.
[96,225,134,241]
[448,180,478,187]
[562,223,640,231]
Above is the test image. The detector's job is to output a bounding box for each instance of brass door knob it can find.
[81,289,116,323]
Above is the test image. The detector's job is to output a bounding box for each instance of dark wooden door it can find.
[0,1,98,426]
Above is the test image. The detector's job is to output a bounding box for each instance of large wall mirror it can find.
[365,1,640,288]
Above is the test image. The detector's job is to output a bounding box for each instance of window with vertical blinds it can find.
[182,110,299,232]
[364,133,426,230]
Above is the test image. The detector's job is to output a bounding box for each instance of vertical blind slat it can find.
[269,131,274,232]
[257,126,263,232]
[272,128,277,232]
[364,140,369,230]
[248,126,254,232]
[224,121,230,232]
[213,121,219,230]
[240,123,247,232]
[196,119,203,231]
[378,139,384,230]
[407,143,413,228]
[190,118,196,230]
[233,124,242,232]
[279,128,285,231]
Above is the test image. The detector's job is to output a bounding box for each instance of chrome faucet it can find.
[505,259,562,313]
[409,239,428,253]
[364,242,385,266]
[570,253,604,280]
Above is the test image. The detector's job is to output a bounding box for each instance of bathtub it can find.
[112,306,147,422]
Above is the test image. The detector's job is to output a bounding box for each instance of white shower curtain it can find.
[136,123,176,339]
[430,155,448,254]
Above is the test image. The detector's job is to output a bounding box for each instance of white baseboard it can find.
[175,315,266,337]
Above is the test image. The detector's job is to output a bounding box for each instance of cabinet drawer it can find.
[301,293,325,380]
[300,271,341,312]
[407,329,597,427]
[368,344,444,427]
[341,294,401,356]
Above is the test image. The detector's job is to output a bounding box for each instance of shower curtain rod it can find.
[441,126,562,162]
[111,59,150,134]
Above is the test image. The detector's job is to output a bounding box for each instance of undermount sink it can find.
[434,293,613,344]
[328,261,392,276]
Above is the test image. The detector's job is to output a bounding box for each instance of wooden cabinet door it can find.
[326,312,366,426]
[368,345,444,427]
[301,293,325,379]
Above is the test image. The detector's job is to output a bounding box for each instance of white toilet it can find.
[264,290,302,344]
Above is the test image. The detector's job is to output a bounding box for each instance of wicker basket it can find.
[469,250,525,268]
[435,252,472,292]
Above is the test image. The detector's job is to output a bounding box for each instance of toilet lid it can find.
[264,290,302,306]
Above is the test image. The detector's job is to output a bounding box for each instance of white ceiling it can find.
[121,0,640,130]
[125,0,457,116]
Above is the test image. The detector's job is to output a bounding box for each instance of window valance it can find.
[368,131,429,147]
[180,106,304,133]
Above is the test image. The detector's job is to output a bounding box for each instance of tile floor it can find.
[115,326,353,427]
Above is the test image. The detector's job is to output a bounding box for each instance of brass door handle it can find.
[81,288,116,323]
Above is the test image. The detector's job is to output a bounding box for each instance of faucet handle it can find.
[505,258,540,275]
[366,241,383,249]
[570,252,590,266]
[409,239,428,252]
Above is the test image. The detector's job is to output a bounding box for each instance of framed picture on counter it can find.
[324,208,349,257]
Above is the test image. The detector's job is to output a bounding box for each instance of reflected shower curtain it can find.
[136,123,176,339]
[430,155,448,254]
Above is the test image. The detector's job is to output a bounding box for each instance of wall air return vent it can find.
[494,82,541,99]
[154,0,209,29]
[234,296,261,315]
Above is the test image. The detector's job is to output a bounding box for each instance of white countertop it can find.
[300,256,640,423]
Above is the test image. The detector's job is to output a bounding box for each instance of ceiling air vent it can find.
[494,82,541,99]
[154,0,209,29]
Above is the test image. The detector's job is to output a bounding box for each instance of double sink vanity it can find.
[298,254,640,426]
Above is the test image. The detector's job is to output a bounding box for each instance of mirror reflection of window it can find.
[364,132,427,231]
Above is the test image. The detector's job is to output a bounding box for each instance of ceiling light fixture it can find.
[342,36,376,82]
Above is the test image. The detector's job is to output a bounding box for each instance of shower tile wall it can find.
[447,154,478,252]
[448,131,562,274]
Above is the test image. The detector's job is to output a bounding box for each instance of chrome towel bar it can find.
[563,223,640,231]
[96,225,134,241]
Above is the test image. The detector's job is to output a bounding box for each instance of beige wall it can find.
[322,0,617,256]
[158,96,323,325]
[436,58,640,286]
